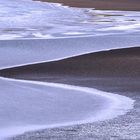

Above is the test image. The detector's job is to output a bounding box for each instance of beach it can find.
[0,0,140,139]
[0,37,140,139]
[0,46,140,139]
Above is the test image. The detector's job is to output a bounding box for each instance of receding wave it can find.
[0,76,134,139]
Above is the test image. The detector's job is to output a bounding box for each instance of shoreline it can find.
[35,0,140,11]
[1,34,140,69]
[1,47,140,78]
[0,77,134,139]
[1,0,140,139]
[0,47,140,139]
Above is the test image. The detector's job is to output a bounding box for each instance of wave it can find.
[0,0,140,39]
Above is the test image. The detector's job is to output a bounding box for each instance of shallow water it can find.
[0,77,134,139]
[0,0,140,39]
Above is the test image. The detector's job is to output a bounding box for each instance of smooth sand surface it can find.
[1,47,140,139]
[35,0,140,11]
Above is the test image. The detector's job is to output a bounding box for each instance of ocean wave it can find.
[0,0,140,39]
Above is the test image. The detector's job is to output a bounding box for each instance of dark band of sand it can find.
[35,0,140,11]
[1,47,140,79]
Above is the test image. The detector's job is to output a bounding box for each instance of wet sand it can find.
[1,47,140,78]
[1,47,140,139]
[35,0,140,11]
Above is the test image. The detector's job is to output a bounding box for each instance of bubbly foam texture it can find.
[0,0,140,40]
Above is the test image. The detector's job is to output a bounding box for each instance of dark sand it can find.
[1,47,140,139]
[1,47,140,78]
[35,0,140,11]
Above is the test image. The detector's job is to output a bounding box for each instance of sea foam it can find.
[0,0,140,39]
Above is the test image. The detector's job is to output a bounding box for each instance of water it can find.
[0,77,134,139]
[0,0,140,40]
[0,1,139,139]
